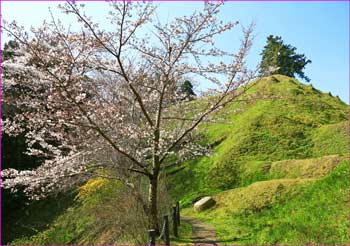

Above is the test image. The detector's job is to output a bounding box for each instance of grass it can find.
[311,121,348,156]
[183,160,349,244]
[11,178,147,245]
[168,220,193,245]
[268,154,345,179]
[168,75,349,244]
[169,75,348,206]
[213,178,316,214]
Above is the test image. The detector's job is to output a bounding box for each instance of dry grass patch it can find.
[269,155,345,179]
[213,178,314,214]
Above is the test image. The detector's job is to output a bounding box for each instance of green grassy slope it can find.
[11,178,149,245]
[169,75,349,244]
[183,160,349,244]
[168,75,348,205]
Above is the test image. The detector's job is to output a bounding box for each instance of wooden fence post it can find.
[176,201,180,226]
[172,206,178,237]
[148,229,155,246]
[163,215,170,246]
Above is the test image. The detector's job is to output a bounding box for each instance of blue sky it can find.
[2,1,349,103]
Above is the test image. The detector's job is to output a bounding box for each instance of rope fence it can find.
[148,202,180,246]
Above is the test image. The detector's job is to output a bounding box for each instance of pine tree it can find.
[260,35,311,82]
[179,80,196,101]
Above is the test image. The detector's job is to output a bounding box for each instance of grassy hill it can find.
[168,75,347,204]
[169,75,349,244]
[182,159,349,244]
[7,75,349,244]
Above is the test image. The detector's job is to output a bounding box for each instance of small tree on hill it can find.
[2,1,258,233]
[179,80,196,101]
[259,35,311,82]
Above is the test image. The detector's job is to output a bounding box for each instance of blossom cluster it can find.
[2,1,257,199]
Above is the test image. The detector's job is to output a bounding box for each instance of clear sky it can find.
[2,1,349,103]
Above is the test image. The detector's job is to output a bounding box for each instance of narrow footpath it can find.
[181,216,219,246]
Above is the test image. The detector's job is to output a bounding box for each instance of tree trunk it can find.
[148,175,159,234]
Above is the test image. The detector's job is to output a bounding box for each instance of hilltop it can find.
[7,75,349,244]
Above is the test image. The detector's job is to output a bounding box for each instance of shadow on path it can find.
[181,216,219,246]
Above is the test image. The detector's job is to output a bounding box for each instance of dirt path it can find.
[181,216,219,246]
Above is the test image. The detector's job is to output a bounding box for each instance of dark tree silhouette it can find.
[179,80,196,101]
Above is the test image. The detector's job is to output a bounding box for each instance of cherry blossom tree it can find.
[2,1,257,232]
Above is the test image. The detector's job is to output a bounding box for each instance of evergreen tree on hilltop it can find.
[260,35,311,82]
[179,80,196,101]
